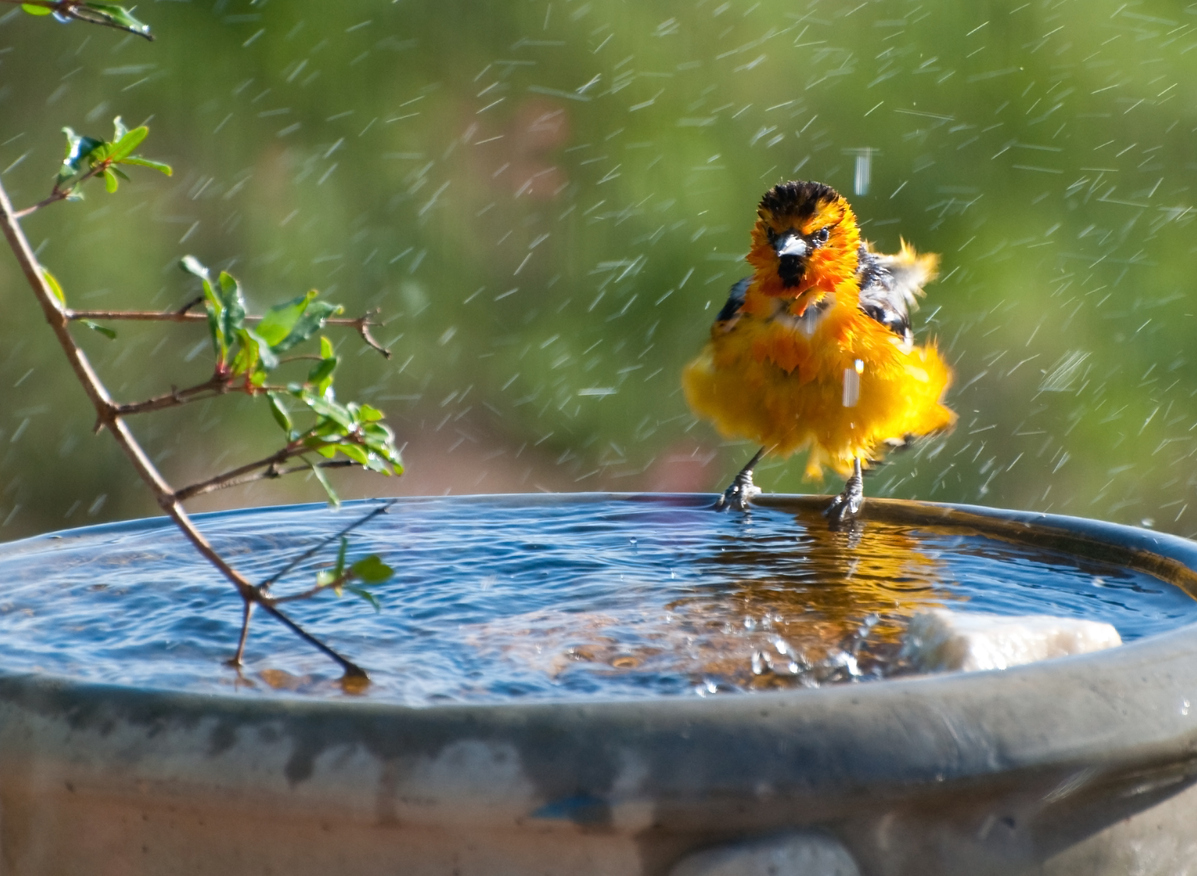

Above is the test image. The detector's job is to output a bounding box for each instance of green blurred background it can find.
[0,0,1195,537]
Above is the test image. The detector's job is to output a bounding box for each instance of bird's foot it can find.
[715,469,762,512]
[824,462,864,529]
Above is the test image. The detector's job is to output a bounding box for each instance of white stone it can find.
[668,832,860,876]
[899,608,1122,673]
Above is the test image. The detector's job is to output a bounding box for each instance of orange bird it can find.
[682,181,955,525]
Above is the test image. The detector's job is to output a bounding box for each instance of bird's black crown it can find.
[758,180,841,223]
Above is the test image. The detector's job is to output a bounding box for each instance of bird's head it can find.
[747,181,861,298]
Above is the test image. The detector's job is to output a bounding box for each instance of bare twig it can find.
[111,374,229,416]
[64,307,391,357]
[175,457,358,502]
[13,164,108,219]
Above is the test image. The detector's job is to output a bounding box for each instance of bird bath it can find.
[0,493,1196,875]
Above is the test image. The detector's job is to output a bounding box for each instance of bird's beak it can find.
[775,233,808,287]
[775,234,807,259]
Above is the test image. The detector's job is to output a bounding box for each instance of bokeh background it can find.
[0,0,1195,537]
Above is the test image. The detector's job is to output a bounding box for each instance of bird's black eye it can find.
[812,227,831,246]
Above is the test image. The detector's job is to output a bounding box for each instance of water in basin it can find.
[0,494,1192,704]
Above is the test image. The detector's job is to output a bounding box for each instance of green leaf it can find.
[345,586,382,612]
[59,127,104,187]
[336,443,370,466]
[84,2,152,37]
[319,336,334,360]
[102,169,118,193]
[81,320,117,340]
[217,271,246,337]
[316,569,337,588]
[270,298,340,354]
[112,116,129,143]
[255,291,316,347]
[306,356,337,391]
[231,327,277,378]
[119,156,172,175]
[110,124,148,162]
[309,459,339,506]
[301,393,353,430]
[357,404,384,423]
[333,536,348,578]
[267,392,293,434]
[42,268,66,305]
[350,555,393,584]
[21,4,53,15]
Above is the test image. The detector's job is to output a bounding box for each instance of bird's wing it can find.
[856,240,939,343]
[714,277,750,327]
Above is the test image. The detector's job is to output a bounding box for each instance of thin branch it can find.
[64,307,392,357]
[173,444,307,502]
[12,165,106,219]
[258,602,367,678]
[174,458,358,502]
[111,374,229,416]
[231,601,254,667]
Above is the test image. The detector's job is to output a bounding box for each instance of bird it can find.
[682,180,955,526]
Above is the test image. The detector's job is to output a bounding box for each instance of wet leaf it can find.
[42,268,66,305]
[59,127,104,186]
[267,392,293,434]
[81,320,117,339]
[357,403,384,422]
[110,124,148,162]
[350,555,393,584]
[307,356,337,392]
[84,2,152,37]
[255,290,317,347]
[345,586,382,612]
[270,299,340,353]
[309,459,340,506]
[120,156,172,175]
[337,443,370,466]
[333,536,348,578]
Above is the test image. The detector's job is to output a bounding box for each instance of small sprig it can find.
[178,256,404,504]
[15,117,171,218]
[12,1,152,40]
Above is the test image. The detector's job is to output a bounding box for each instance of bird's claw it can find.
[715,471,762,512]
[824,470,864,528]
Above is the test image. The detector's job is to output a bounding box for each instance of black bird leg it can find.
[825,457,864,527]
[716,447,766,511]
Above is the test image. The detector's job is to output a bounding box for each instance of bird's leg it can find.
[825,457,865,527]
[715,447,766,511]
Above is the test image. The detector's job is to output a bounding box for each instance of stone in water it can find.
[900,609,1122,673]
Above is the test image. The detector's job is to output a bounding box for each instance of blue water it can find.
[0,495,1192,704]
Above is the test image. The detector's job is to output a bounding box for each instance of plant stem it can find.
[174,459,358,502]
[64,308,391,357]
[0,174,364,676]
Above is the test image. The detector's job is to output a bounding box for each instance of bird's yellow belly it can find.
[682,319,954,479]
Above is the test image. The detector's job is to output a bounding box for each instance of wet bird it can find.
[682,180,955,526]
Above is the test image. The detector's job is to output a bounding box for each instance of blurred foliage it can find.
[0,0,1196,537]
